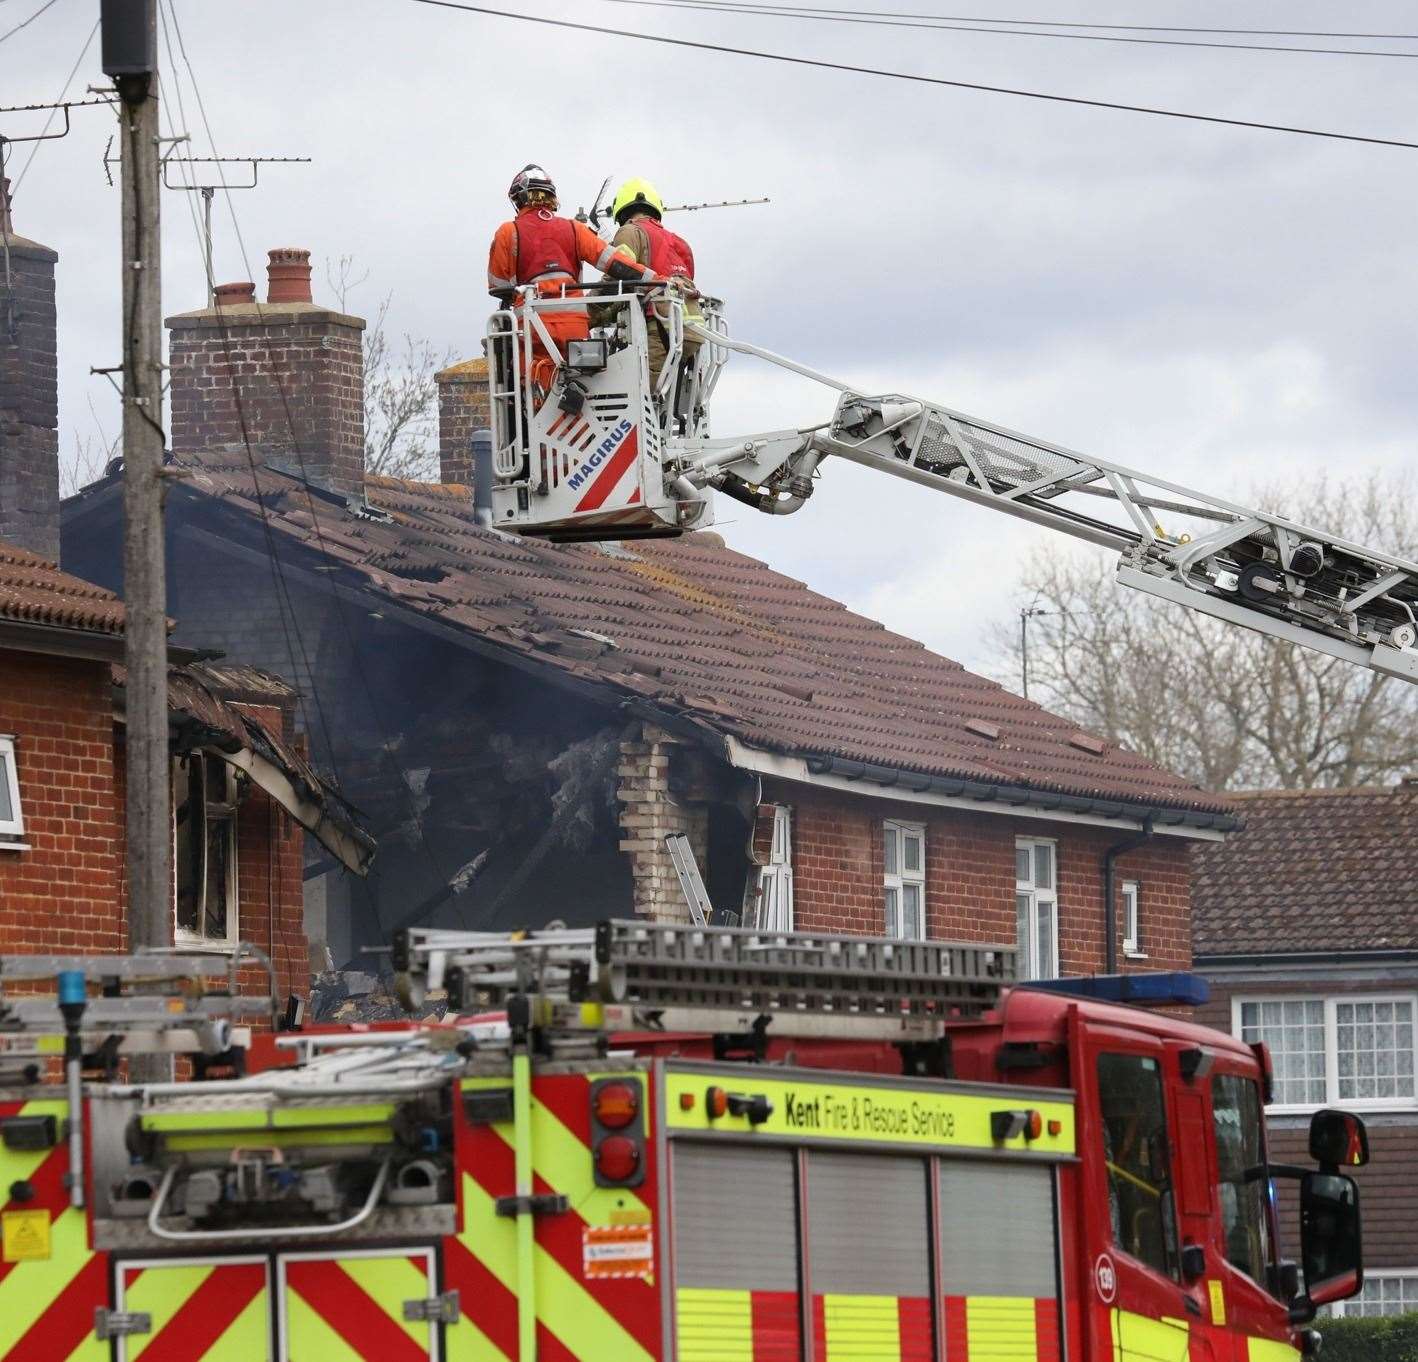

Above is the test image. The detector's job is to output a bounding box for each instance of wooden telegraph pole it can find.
[102,1,170,995]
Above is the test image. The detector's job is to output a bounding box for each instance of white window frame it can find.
[883,819,926,940]
[1016,837,1059,980]
[1121,879,1145,958]
[1328,1268,1418,1318]
[755,804,794,933]
[1233,993,1418,1114]
[172,751,240,949]
[0,735,25,841]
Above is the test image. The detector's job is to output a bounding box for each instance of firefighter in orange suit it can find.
[488,165,659,399]
[609,177,703,393]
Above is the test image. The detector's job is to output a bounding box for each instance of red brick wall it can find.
[0,650,123,952]
[766,781,1194,972]
[1198,974,1418,1270]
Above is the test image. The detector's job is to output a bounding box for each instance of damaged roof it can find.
[0,543,126,637]
[1192,786,1418,957]
[112,659,376,875]
[69,453,1231,822]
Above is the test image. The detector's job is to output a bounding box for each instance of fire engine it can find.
[0,921,1369,1360]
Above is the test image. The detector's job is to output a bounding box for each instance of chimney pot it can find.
[0,177,12,236]
[266,247,313,304]
[213,280,256,307]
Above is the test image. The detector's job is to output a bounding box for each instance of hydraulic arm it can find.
[485,288,1418,684]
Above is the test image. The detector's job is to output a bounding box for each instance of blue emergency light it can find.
[1020,972,1210,1006]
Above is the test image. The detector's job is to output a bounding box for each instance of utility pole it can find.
[103,3,170,991]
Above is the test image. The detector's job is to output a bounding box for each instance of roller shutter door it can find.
[805,1150,932,1362]
[938,1160,1061,1361]
[673,1142,801,1361]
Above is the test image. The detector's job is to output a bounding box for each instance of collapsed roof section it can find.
[67,451,1234,832]
[111,662,375,876]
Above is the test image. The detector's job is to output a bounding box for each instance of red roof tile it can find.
[0,544,125,637]
[157,455,1230,818]
[1192,786,1418,955]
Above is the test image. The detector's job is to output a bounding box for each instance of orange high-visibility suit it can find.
[488,207,657,395]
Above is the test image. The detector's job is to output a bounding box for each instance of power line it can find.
[11,22,100,192]
[163,0,454,899]
[595,0,1418,59]
[614,0,1418,42]
[0,0,62,46]
[411,0,1418,152]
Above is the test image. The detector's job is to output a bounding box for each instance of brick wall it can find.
[436,357,490,487]
[0,650,122,951]
[167,301,366,498]
[0,219,59,560]
[1198,972,1418,1270]
[766,781,1194,971]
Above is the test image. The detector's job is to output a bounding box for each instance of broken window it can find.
[174,751,239,944]
[0,736,24,842]
[752,805,794,932]
[883,820,925,939]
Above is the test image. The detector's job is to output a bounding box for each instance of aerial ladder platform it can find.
[484,284,1418,684]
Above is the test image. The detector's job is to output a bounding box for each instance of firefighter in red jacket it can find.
[609,178,702,395]
[487,165,659,399]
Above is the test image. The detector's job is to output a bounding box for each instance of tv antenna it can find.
[104,149,312,302]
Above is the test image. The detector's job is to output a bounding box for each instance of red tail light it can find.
[590,1077,646,1188]
[595,1135,641,1183]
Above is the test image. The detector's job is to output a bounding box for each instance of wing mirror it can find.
[1309,1109,1369,1169]
[1289,1170,1363,1322]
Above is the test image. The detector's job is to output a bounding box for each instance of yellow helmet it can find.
[612,178,665,225]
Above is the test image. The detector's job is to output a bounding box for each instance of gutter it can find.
[1196,949,1418,969]
[723,739,1238,840]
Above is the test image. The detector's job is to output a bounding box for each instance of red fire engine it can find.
[0,921,1368,1360]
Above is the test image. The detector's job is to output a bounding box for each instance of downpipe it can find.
[1103,815,1154,973]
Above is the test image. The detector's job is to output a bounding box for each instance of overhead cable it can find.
[410,0,1418,152]
[595,0,1418,59]
[10,22,101,192]
[0,0,61,45]
[608,0,1418,42]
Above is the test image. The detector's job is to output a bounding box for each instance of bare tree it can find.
[327,255,454,482]
[991,473,1418,791]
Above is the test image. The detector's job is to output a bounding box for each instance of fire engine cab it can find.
[0,922,1368,1361]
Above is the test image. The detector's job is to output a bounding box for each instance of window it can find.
[1122,880,1143,957]
[755,805,794,932]
[1330,1272,1418,1318]
[174,752,239,945]
[1236,995,1416,1110]
[0,735,23,840]
[1097,1052,1179,1279]
[883,820,925,939]
[1212,1073,1274,1288]
[1016,838,1058,979]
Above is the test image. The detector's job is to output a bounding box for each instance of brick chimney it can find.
[0,177,60,560]
[166,248,367,498]
[435,357,490,488]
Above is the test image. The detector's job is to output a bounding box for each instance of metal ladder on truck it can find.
[484,286,1418,685]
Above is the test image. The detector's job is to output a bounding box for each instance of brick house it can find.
[1192,786,1418,1318]
[0,543,372,994]
[56,252,1236,972]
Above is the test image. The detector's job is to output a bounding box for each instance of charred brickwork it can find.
[167,250,366,498]
[437,357,490,487]
[0,180,60,560]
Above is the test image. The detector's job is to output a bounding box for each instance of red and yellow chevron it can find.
[116,1258,269,1360]
[0,1098,106,1362]
[944,1295,1061,1361]
[448,1071,661,1362]
[282,1248,438,1360]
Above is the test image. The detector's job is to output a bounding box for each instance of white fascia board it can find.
[721,737,1226,843]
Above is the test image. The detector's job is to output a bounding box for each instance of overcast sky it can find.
[7,0,1418,679]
